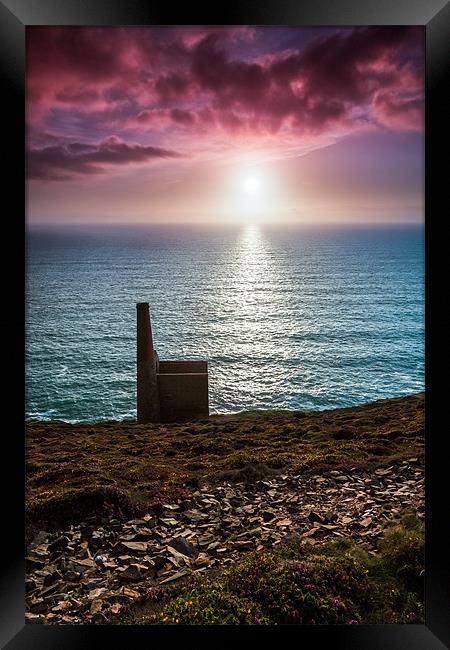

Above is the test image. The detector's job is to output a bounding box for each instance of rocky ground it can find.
[26,455,424,624]
[26,393,424,530]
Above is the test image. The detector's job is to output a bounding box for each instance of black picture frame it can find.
[1,0,448,647]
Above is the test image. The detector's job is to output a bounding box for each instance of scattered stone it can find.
[25,458,424,624]
[48,536,69,553]
[117,565,147,582]
[73,558,96,568]
[185,510,208,523]
[25,613,45,623]
[109,603,123,615]
[120,586,141,599]
[26,556,46,570]
[375,468,393,476]
[167,537,198,558]
[159,518,178,527]
[261,510,277,522]
[33,544,50,559]
[119,541,148,553]
[90,600,103,615]
[28,598,47,614]
[87,588,107,600]
[320,524,339,531]
[233,540,253,550]
[276,518,292,527]
[360,517,373,528]
[166,546,189,563]
[52,600,71,612]
[29,531,50,551]
[193,553,210,568]
[158,569,190,585]
[307,511,324,524]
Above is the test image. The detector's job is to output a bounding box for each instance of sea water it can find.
[26,223,424,422]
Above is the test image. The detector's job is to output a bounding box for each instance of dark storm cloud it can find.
[28,137,182,180]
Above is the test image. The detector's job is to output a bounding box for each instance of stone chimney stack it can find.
[136,302,159,423]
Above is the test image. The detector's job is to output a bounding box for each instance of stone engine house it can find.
[136,302,209,423]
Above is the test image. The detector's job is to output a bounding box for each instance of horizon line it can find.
[27,219,424,227]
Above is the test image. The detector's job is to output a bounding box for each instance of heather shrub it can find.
[154,581,270,625]
[137,514,424,626]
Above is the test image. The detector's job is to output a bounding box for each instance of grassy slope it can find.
[26,393,424,534]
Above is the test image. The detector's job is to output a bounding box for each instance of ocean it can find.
[26,223,424,422]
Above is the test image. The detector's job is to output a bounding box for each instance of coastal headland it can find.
[26,393,424,625]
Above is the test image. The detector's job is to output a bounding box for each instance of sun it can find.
[222,165,274,222]
[243,175,261,194]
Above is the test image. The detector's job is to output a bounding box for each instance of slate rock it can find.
[360,517,373,528]
[88,588,107,600]
[159,569,190,585]
[25,577,36,592]
[26,556,46,570]
[323,511,336,524]
[117,564,145,582]
[233,540,253,550]
[29,598,47,614]
[193,553,210,568]
[25,613,45,623]
[276,518,292,528]
[261,510,277,522]
[29,531,49,551]
[167,537,198,558]
[90,600,103,615]
[48,536,70,553]
[119,541,148,553]
[43,570,62,587]
[120,586,141,599]
[307,511,324,524]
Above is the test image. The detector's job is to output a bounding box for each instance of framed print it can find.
[1,0,449,648]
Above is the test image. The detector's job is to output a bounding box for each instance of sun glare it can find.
[243,175,261,194]
[221,163,279,223]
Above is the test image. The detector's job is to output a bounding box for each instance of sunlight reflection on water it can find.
[26,224,424,422]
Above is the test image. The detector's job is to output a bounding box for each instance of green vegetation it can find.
[26,393,424,534]
[130,512,424,625]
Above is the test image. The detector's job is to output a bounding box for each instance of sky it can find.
[26,26,424,225]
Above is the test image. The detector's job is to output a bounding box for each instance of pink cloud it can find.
[170,108,195,125]
[26,26,424,181]
[154,73,192,102]
[373,90,424,131]
[177,25,256,48]
[55,87,100,104]
[184,27,423,135]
